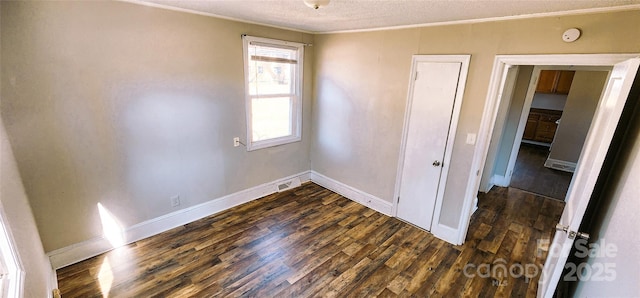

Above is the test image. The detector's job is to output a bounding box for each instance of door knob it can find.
[432,160,441,167]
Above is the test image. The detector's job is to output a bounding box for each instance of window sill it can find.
[247,135,302,151]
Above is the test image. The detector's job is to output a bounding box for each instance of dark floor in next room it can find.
[57,183,565,297]
[510,143,573,200]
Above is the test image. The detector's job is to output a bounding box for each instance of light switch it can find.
[466,133,476,145]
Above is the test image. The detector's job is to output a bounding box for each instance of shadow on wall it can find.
[314,78,353,162]
[121,87,226,220]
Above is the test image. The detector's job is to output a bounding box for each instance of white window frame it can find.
[242,35,304,151]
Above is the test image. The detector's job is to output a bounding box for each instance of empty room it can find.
[1,1,640,297]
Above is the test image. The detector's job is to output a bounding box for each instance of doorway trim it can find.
[460,53,640,245]
[0,207,25,298]
[500,66,542,186]
[498,65,615,188]
[392,55,470,239]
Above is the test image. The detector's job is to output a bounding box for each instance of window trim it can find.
[242,35,304,151]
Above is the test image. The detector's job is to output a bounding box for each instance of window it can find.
[242,35,304,150]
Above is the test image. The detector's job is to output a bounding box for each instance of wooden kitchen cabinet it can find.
[536,70,575,94]
[555,71,575,94]
[523,108,562,143]
[536,70,558,93]
[523,113,539,140]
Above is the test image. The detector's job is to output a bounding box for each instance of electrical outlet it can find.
[233,137,240,147]
[171,195,180,207]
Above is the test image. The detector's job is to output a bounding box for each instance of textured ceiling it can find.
[135,0,640,33]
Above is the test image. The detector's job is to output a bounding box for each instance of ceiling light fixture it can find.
[303,0,330,9]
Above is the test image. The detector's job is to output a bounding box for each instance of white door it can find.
[396,57,468,231]
[538,58,640,297]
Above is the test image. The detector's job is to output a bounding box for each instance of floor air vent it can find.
[544,159,576,173]
[275,177,301,192]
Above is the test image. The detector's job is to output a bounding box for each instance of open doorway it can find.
[480,66,611,201]
[461,54,640,298]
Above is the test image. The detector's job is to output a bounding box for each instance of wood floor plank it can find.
[58,183,564,297]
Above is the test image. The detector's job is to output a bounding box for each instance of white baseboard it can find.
[432,222,461,245]
[309,171,393,216]
[491,174,509,187]
[521,139,551,147]
[479,182,494,193]
[47,171,311,269]
[48,171,401,269]
[544,158,576,173]
[472,196,479,214]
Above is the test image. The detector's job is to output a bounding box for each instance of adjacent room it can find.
[1,1,640,297]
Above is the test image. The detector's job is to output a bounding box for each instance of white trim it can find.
[503,67,543,184]
[479,182,494,193]
[47,171,311,269]
[494,54,640,66]
[472,196,479,214]
[310,171,393,216]
[521,139,552,147]
[544,158,577,173]
[119,0,314,34]
[124,0,639,35]
[393,55,470,237]
[0,207,25,298]
[317,5,640,34]
[461,53,640,246]
[50,271,59,298]
[431,222,461,245]
[491,175,509,187]
[49,171,398,269]
[479,65,519,192]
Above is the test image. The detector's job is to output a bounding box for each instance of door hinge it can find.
[414,72,418,81]
[397,196,400,203]
[555,224,590,240]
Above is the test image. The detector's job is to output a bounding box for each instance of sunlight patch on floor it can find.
[98,256,113,297]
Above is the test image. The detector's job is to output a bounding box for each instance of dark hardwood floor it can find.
[57,183,564,297]
[511,143,573,200]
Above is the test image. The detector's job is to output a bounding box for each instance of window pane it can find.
[251,97,292,142]
[248,45,297,96]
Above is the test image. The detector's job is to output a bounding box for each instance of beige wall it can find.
[0,117,55,296]
[0,5,55,295]
[0,1,313,252]
[493,66,534,178]
[312,10,640,229]
[479,65,533,190]
[549,71,608,163]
